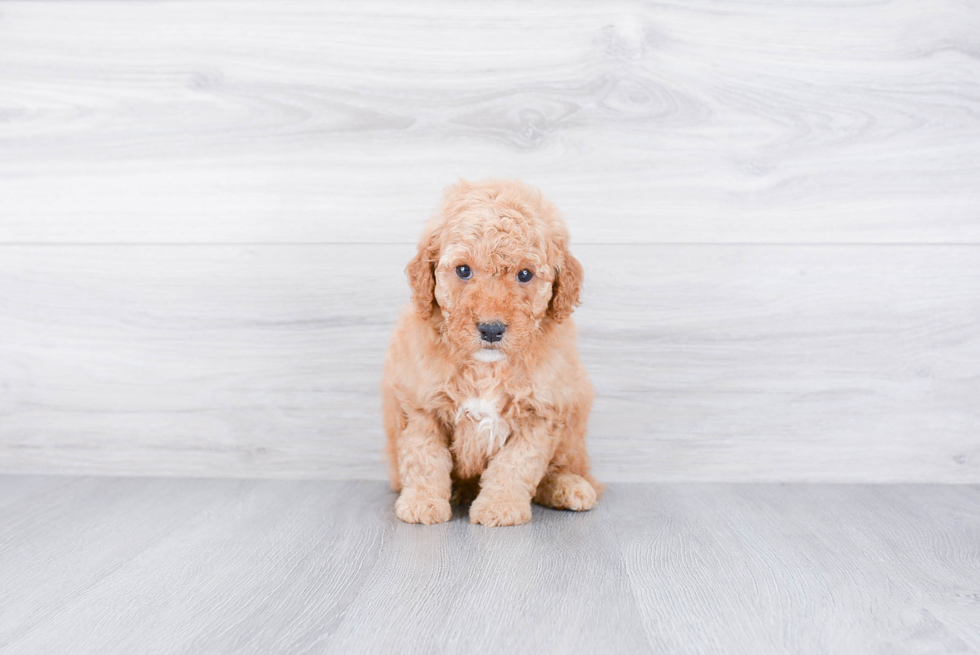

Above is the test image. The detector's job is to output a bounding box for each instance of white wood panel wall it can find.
[1,1,978,481]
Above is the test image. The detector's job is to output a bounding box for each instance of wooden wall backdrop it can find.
[1,1,978,482]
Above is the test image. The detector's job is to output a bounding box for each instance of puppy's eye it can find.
[517,269,534,283]
[456,265,472,280]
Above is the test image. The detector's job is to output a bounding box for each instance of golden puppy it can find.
[382,179,599,526]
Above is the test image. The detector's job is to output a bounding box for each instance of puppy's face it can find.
[407,180,583,363]
[433,225,554,361]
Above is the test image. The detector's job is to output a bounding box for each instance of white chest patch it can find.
[456,396,511,455]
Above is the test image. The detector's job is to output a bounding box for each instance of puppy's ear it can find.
[406,227,440,318]
[549,250,584,322]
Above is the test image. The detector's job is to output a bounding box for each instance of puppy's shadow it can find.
[451,503,472,521]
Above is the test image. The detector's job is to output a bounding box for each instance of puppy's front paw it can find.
[395,488,452,525]
[469,493,532,527]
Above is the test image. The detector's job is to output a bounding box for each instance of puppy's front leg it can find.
[470,418,554,527]
[395,412,453,525]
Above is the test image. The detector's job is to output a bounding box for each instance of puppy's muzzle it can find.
[477,321,507,343]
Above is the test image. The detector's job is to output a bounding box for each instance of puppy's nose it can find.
[477,321,507,343]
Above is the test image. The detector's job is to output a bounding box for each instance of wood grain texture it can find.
[1,1,979,244]
[1,476,978,654]
[1,0,978,482]
[1,244,977,482]
[608,483,980,654]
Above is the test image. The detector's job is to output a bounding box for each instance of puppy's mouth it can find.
[474,346,507,363]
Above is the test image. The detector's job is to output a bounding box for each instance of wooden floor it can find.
[2,476,978,654]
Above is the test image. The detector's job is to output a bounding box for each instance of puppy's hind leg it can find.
[534,416,600,511]
[534,471,598,511]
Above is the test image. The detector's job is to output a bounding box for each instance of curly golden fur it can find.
[382,179,599,526]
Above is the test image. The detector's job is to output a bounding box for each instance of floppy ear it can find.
[406,227,440,318]
[548,250,583,322]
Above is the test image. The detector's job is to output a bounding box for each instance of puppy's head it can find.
[406,179,583,362]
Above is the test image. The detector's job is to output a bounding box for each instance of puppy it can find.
[382,179,599,526]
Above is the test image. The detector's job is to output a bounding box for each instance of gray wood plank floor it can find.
[1,476,978,654]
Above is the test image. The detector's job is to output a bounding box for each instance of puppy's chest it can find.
[454,394,511,456]
[448,380,517,475]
